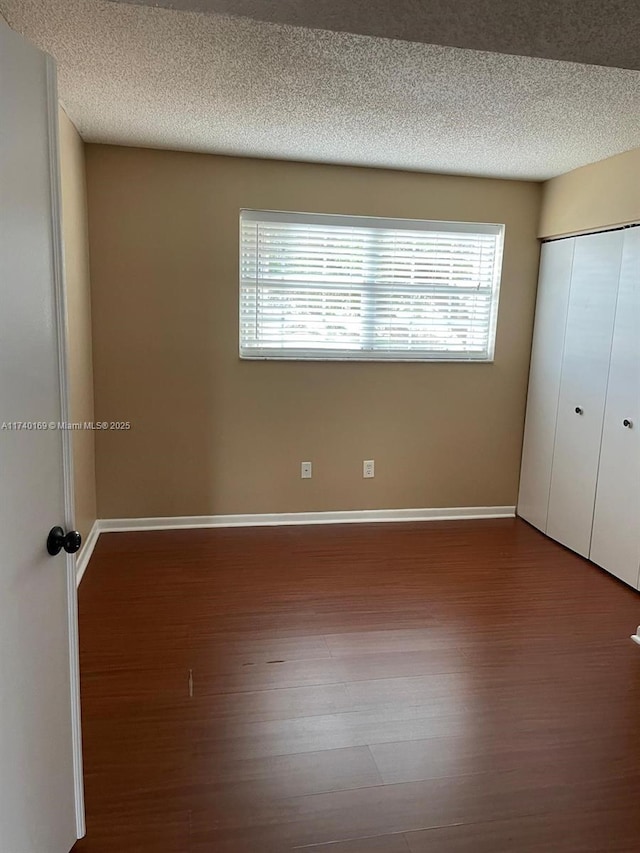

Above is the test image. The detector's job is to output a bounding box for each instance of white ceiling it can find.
[2,0,640,180]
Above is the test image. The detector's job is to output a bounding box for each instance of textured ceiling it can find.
[2,0,640,180]
[110,0,640,71]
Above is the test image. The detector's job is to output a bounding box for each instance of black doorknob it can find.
[575,407,584,415]
[47,526,82,556]
[623,419,633,428]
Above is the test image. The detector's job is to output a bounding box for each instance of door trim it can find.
[46,55,85,840]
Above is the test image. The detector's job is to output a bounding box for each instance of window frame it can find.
[239,209,505,364]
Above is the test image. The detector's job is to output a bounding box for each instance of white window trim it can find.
[239,209,505,363]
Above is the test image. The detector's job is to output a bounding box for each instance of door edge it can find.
[45,53,86,841]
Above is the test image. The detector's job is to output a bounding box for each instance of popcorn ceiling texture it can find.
[2,0,640,179]
[112,0,640,72]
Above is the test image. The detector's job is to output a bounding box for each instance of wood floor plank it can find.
[324,628,500,656]
[191,682,354,723]
[189,773,640,848]
[73,520,640,852]
[370,729,640,786]
[403,803,640,852]
[190,704,480,760]
[295,833,411,851]
[81,746,383,820]
[190,745,383,797]
[189,646,470,696]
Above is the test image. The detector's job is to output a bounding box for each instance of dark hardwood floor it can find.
[72,518,640,852]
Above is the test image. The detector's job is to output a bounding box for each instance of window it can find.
[239,210,504,362]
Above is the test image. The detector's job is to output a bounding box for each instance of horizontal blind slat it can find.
[240,212,503,361]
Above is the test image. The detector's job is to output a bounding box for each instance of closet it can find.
[518,226,640,588]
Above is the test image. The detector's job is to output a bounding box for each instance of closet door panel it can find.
[590,228,640,587]
[547,230,623,557]
[518,238,574,531]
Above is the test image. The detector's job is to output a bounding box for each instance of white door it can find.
[546,230,623,557]
[0,22,84,853]
[518,238,575,532]
[590,228,640,587]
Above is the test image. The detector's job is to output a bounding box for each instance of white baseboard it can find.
[98,505,515,533]
[75,520,100,586]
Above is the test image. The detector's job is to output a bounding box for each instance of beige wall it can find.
[85,146,542,518]
[540,147,640,238]
[58,107,97,542]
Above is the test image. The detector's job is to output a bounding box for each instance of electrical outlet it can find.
[301,461,312,479]
[363,459,375,478]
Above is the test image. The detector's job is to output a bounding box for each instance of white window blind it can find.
[240,210,504,362]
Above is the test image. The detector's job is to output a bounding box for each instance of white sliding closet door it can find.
[546,230,623,557]
[518,238,574,531]
[590,228,640,587]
